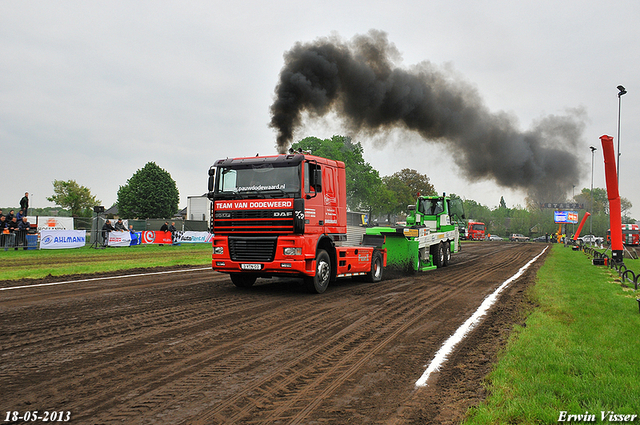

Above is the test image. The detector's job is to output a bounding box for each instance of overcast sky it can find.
[2,0,639,219]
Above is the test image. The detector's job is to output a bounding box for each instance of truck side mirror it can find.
[207,167,215,192]
[407,204,416,211]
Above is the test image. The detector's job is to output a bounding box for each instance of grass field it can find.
[464,244,640,424]
[0,243,212,281]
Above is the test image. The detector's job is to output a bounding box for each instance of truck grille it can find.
[213,210,294,235]
[228,236,277,262]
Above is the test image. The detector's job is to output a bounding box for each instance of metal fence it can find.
[1,231,38,251]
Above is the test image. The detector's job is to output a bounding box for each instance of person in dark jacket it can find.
[0,215,7,248]
[20,192,29,214]
[6,217,19,249]
[17,216,31,249]
[160,222,169,232]
[168,221,177,244]
[7,217,19,233]
[114,218,127,231]
[102,220,116,246]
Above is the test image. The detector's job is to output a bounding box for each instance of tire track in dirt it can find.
[103,245,535,423]
[0,243,546,424]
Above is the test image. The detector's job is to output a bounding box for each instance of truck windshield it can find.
[216,164,300,198]
[419,199,444,215]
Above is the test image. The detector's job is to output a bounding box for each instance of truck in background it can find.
[186,195,211,222]
[467,221,486,240]
[606,224,639,246]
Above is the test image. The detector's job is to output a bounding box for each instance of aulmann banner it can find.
[40,230,86,250]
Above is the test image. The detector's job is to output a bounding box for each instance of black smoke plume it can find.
[269,30,586,202]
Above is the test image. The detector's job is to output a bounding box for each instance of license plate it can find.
[241,263,262,270]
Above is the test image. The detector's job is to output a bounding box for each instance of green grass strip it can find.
[464,244,640,424]
[0,244,211,281]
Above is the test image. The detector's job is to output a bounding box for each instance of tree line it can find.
[38,162,179,219]
[291,135,635,238]
[35,135,634,237]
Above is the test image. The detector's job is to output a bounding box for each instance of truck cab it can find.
[207,152,384,293]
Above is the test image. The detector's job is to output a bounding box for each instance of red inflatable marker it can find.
[572,212,591,241]
[600,135,623,262]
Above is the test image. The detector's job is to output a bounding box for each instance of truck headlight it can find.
[213,246,224,255]
[283,247,302,256]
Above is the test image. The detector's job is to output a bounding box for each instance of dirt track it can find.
[0,242,547,424]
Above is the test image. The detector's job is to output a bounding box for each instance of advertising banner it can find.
[142,231,173,244]
[40,230,86,250]
[107,231,132,247]
[554,211,578,224]
[174,231,213,243]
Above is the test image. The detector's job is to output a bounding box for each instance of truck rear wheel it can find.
[230,274,257,288]
[443,242,451,266]
[365,250,383,283]
[305,249,331,294]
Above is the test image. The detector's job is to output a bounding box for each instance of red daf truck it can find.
[467,221,485,241]
[207,152,385,293]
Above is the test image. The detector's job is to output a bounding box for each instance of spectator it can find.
[16,209,25,220]
[168,221,177,244]
[102,219,116,246]
[129,224,140,245]
[0,208,4,219]
[7,217,19,248]
[0,215,7,248]
[8,217,19,233]
[114,218,127,231]
[20,192,29,214]
[160,221,169,232]
[18,216,31,249]
[6,210,15,222]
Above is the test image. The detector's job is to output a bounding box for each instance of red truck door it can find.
[304,161,325,234]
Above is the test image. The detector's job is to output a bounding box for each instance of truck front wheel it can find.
[230,274,257,288]
[306,249,331,294]
[433,243,445,268]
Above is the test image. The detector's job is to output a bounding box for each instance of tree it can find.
[379,169,436,219]
[117,162,179,219]
[388,169,436,199]
[291,135,382,211]
[47,180,101,217]
[499,196,507,209]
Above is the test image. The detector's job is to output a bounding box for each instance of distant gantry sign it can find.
[540,203,584,209]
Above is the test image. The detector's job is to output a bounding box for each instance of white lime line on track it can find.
[0,267,212,292]
[415,246,548,387]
